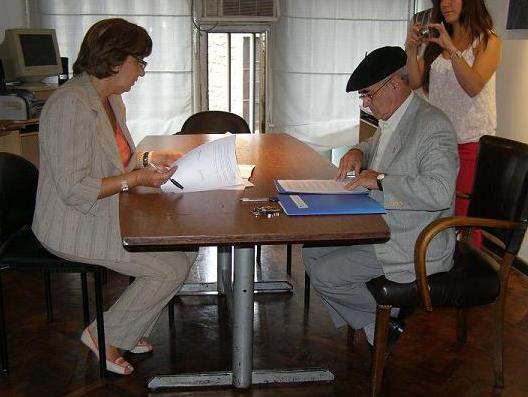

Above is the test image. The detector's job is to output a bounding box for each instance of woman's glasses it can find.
[133,56,147,71]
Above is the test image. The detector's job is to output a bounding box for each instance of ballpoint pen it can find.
[170,178,184,189]
[149,163,169,173]
[240,197,278,202]
[149,163,183,189]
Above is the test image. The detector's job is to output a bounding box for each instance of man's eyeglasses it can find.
[133,56,148,71]
[358,76,392,101]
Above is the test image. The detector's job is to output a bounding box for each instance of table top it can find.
[120,133,389,250]
[0,118,39,134]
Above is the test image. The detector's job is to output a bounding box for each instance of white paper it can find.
[238,164,256,179]
[161,135,244,193]
[276,179,368,194]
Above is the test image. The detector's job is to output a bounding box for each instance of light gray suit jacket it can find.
[32,73,135,263]
[355,94,459,283]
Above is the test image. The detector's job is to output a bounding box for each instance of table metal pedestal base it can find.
[153,246,333,390]
[179,280,293,295]
[147,368,335,390]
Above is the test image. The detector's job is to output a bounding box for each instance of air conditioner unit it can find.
[201,0,279,23]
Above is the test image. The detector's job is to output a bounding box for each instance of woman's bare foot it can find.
[129,338,153,354]
[80,328,134,375]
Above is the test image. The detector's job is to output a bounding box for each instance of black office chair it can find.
[0,152,107,377]
[181,110,251,135]
[357,135,528,396]
[179,110,293,274]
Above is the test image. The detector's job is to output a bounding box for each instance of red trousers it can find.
[456,142,481,245]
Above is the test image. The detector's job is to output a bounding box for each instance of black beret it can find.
[346,46,407,92]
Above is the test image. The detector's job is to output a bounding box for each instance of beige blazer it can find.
[33,73,135,262]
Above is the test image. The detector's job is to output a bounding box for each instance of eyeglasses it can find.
[133,56,148,71]
[358,76,392,101]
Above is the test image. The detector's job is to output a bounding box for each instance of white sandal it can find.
[80,328,134,375]
[129,339,153,354]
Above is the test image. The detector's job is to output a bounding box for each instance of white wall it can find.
[488,0,528,143]
[0,0,26,41]
[487,0,528,260]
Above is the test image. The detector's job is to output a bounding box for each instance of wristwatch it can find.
[376,173,385,191]
[120,180,129,192]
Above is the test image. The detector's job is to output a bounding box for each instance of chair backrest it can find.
[0,152,39,243]
[180,111,251,134]
[468,135,528,253]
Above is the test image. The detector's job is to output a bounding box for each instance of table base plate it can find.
[147,367,335,389]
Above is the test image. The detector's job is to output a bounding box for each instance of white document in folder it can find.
[161,135,244,193]
[276,179,368,194]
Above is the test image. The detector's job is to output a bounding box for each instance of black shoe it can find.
[387,318,405,349]
[364,319,405,372]
[395,307,415,323]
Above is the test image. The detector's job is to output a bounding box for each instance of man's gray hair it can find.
[395,65,409,84]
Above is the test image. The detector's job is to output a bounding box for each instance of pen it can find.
[149,163,169,173]
[170,178,184,189]
[240,197,278,202]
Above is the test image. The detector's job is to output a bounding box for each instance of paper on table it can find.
[275,179,368,195]
[238,164,255,179]
[161,135,244,193]
[219,165,255,190]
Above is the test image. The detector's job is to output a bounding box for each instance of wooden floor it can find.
[1,245,528,397]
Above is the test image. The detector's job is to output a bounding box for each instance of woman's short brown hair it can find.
[72,18,152,78]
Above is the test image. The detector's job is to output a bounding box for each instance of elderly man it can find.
[303,46,458,352]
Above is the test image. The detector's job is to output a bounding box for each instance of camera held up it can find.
[418,25,439,39]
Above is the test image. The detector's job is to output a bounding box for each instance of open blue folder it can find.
[278,193,386,216]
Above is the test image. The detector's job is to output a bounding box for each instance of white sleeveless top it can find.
[428,39,496,144]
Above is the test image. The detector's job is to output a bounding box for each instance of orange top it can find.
[114,122,132,168]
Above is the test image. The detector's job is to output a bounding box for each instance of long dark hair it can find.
[422,0,494,93]
[73,18,152,78]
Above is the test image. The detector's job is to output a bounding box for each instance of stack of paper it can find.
[161,135,245,193]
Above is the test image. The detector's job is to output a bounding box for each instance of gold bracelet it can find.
[450,49,463,59]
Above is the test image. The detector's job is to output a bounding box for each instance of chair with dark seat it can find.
[361,135,528,396]
[179,110,293,274]
[181,110,251,135]
[0,152,107,377]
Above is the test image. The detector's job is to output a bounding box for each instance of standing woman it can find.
[32,18,197,375]
[405,0,501,222]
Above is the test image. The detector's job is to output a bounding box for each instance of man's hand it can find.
[344,169,384,191]
[336,149,363,180]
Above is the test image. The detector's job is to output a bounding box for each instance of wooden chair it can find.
[0,152,107,377]
[361,135,528,396]
[179,110,293,274]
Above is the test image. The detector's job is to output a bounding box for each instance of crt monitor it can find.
[0,28,62,85]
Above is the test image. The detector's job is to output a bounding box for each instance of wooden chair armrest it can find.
[414,216,520,311]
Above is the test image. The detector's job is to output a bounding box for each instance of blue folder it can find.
[278,193,386,216]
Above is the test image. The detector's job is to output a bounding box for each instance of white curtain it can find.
[268,0,412,154]
[27,0,193,144]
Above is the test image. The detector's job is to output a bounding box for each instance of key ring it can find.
[251,205,282,218]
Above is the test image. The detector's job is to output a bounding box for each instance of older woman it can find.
[32,18,197,375]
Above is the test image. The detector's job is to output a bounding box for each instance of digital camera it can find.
[418,26,438,39]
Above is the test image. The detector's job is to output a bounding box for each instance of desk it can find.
[120,133,389,389]
[0,85,56,167]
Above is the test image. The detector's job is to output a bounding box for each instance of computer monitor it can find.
[0,28,62,88]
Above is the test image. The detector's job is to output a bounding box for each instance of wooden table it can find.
[120,133,389,389]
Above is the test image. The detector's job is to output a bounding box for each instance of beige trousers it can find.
[50,248,197,350]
